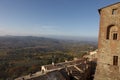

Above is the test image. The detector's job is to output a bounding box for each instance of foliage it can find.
[0,36,97,80]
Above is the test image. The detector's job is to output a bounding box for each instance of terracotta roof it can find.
[43,58,86,70]
[98,2,120,14]
[45,65,61,70]
[28,70,68,80]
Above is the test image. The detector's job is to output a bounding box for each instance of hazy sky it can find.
[0,0,119,37]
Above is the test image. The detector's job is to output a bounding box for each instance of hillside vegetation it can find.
[0,36,97,80]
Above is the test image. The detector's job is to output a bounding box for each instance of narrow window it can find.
[113,33,117,40]
[112,9,117,15]
[113,56,118,66]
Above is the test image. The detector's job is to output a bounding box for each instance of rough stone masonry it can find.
[94,2,120,80]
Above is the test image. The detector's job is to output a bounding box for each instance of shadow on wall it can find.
[90,61,97,80]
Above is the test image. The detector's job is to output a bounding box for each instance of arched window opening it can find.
[106,25,113,39]
[106,25,118,40]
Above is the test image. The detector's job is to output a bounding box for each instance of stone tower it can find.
[94,2,120,80]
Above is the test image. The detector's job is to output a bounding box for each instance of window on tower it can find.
[112,9,117,15]
[113,33,118,40]
[113,56,118,66]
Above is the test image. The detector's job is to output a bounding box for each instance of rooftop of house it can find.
[43,58,87,71]
[27,70,68,80]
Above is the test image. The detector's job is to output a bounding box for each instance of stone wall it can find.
[94,2,120,80]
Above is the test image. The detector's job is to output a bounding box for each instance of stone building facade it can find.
[94,2,120,80]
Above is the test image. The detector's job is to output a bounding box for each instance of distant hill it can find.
[0,36,97,49]
[41,35,98,42]
[0,36,61,49]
